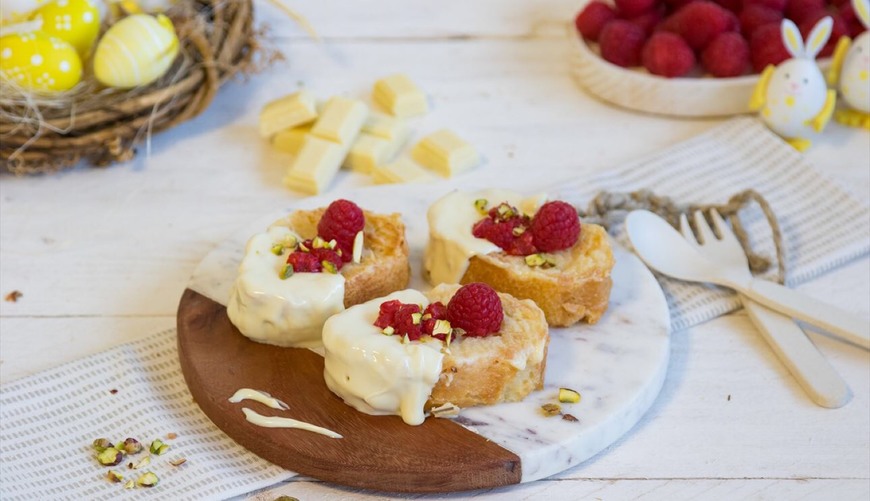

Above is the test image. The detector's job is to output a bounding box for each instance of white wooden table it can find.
[2,1,869,499]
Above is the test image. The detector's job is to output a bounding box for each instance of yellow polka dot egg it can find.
[32,0,100,57]
[0,30,82,91]
[0,0,50,24]
[93,13,179,89]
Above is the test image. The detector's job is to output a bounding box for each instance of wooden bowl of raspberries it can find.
[569,0,864,116]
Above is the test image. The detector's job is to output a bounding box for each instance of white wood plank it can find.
[245,477,870,500]
[255,0,580,39]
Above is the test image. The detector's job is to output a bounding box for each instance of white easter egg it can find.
[840,32,870,112]
[0,0,50,24]
[92,13,178,89]
[762,59,828,138]
[32,0,100,57]
[0,30,82,91]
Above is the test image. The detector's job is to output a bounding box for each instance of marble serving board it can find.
[180,184,670,492]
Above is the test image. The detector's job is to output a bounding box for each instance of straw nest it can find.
[1,0,266,175]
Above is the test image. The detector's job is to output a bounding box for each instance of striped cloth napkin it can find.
[550,117,870,330]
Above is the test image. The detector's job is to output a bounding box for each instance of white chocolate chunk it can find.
[361,114,408,141]
[372,74,429,118]
[283,136,345,194]
[271,125,311,155]
[259,91,318,138]
[411,129,479,177]
[371,157,436,184]
[310,96,368,145]
[342,127,410,173]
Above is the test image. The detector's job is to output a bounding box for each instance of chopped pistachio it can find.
[540,403,561,417]
[512,226,526,236]
[279,264,294,280]
[274,496,300,501]
[541,256,557,269]
[114,441,126,452]
[122,438,143,455]
[106,470,124,483]
[97,448,124,466]
[298,242,309,252]
[496,203,514,219]
[524,254,546,267]
[148,439,165,455]
[92,438,113,452]
[411,312,423,325]
[432,319,452,337]
[132,456,151,469]
[474,198,488,215]
[156,444,170,455]
[270,243,284,255]
[382,326,395,335]
[422,313,432,321]
[562,413,579,422]
[445,329,454,346]
[312,236,327,249]
[322,260,338,274]
[136,471,159,488]
[402,334,410,344]
[558,387,581,404]
[123,480,135,489]
[327,239,337,249]
[169,458,187,467]
[352,231,364,264]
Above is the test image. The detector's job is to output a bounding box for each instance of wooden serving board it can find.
[177,185,671,493]
[177,288,520,493]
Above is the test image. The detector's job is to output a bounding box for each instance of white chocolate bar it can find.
[283,136,345,194]
[342,127,410,173]
[372,74,428,118]
[310,96,368,145]
[271,125,311,154]
[371,157,436,185]
[410,129,479,177]
[259,91,318,138]
[361,114,408,142]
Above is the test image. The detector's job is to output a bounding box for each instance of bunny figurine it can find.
[749,17,837,152]
[827,0,870,130]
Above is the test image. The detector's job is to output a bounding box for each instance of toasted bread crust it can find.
[424,284,549,409]
[461,223,614,326]
[286,208,411,308]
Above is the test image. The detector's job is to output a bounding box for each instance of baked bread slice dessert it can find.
[227,199,410,348]
[424,189,614,326]
[322,282,549,425]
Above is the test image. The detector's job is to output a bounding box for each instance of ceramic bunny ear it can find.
[781,19,804,58]
[854,0,870,29]
[805,16,833,59]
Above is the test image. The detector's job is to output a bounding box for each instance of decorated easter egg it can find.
[32,0,100,57]
[0,30,82,91]
[0,0,50,24]
[92,13,179,88]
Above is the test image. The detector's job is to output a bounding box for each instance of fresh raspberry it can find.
[286,250,321,273]
[702,32,750,76]
[799,11,848,58]
[393,303,424,340]
[642,32,696,77]
[662,2,739,51]
[422,301,449,339]
[713,0,742,13]
[627,9,664,36]
[739,4,783,37]
[374,299,402,329]
[317,199,364,260]
[575,1,617,41]
[663,0,699,11]
[840,2,867,37]
[599,20,647,67]
[472,202,536,256]
[742,0,786,11]
[750,22,790,71]
[615,0,657,17]
[446,283,503,337]
[310,246,344,271]
[529,201,581,253]
[784,0,825,23]
[472,217,515,250]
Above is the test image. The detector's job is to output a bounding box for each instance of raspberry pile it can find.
[281,199,365,276]
[373,283,504,341]
[472,200,581,255]
[574,0,865,78]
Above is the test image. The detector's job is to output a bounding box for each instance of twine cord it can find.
[578,189,787,284]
